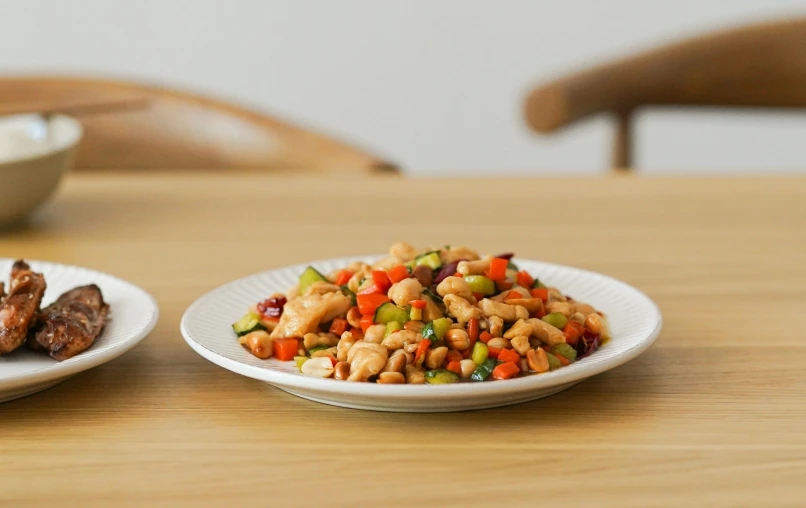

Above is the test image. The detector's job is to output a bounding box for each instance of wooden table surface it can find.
[1,173,804,507]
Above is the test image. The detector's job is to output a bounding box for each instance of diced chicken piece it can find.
[388,278,423,307]
[443,294,482,324]
[303,281,342,297]
[478,298,529,322]
[270,292,351,339]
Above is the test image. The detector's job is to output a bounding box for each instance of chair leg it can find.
[611,110,633,172]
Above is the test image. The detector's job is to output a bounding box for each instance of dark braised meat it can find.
[31,284,109,361]
[0,261,47,355]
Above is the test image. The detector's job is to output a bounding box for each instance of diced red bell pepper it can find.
[505,290,522,300]
[410,299,427,310]
[447,361,462,376]
[414,339,430,366]
[497,348,521,364]
[487,258,508,281]
[357,293,389,316]
[272,338,299,361]
[467,318,479,343]
[371,270,392,294]
[473,292,484,301]
[359,315,374,333]
[488,346,502,358]
[516,271,534,288]
[453,272,463,278]
[357,284,380,295]
[479,331,492,344]
[387,265,410,284]
[492,361,520,380]
[446,350,463,364]
[563,321,585,347]
[530,288,548,302]
[553,353,570,366]
[334,270,354,286]
[329,318,348,336]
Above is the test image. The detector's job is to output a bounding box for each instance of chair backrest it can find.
[0,76,397,173]
[524,17,806,170]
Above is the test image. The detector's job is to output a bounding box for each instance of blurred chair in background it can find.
[524,17,806,171]
[0,76,396,174]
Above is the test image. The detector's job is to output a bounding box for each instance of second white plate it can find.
[181,256,662,412]
[0,259,159,403]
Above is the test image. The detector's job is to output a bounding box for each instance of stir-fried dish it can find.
[233,243,609,384]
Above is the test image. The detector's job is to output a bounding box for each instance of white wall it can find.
[2,0,805,175]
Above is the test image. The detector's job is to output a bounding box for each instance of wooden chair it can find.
[0,76,397,173]
[524,17,806,171]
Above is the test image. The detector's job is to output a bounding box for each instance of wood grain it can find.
[524,17,806,170]
[0,76,396,174]
[1,173,804,507]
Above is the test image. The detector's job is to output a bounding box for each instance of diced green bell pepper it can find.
[422,317,452,343]
[470,358,502,381]
[298,266,328,295]
[374,302,409,326]
[384,320,403,338]
[232,311,265,336]
[340,285,357,306]
[294,356,309,371]
[546,351,561,370]
[464,275,496,296]
[414,251,443,270]
[424,369,460,384]
[542,312,568,330]
[551,343,577,362]
[471,341,489,365]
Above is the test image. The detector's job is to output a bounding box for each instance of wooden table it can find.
[1,173,804,507]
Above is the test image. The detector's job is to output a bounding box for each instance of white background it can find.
[2,0,805,175]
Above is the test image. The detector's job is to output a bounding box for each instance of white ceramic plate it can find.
[182,256,661,412]
[186,256,661,412]
[0,259,159,403]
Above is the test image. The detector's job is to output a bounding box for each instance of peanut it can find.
[526,348,550,373]
[412,264,433,287]
[459,359,477,379]
[569,312,585,325]
[487,337,511,349]
[301,357,335,378]
[240,330,273,359]
[377,372,406,384]
[585,313,610,340]
[382,352,407,373]
[346,306,362,328]
[334,361,351,380]
[444,329,471,350]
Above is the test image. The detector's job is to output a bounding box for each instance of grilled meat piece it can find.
[32,284,109,361]
[0,261,47,355]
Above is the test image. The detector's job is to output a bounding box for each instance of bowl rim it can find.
[0,114,83,166]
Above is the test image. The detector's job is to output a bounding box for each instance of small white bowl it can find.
[0,114,82,226]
